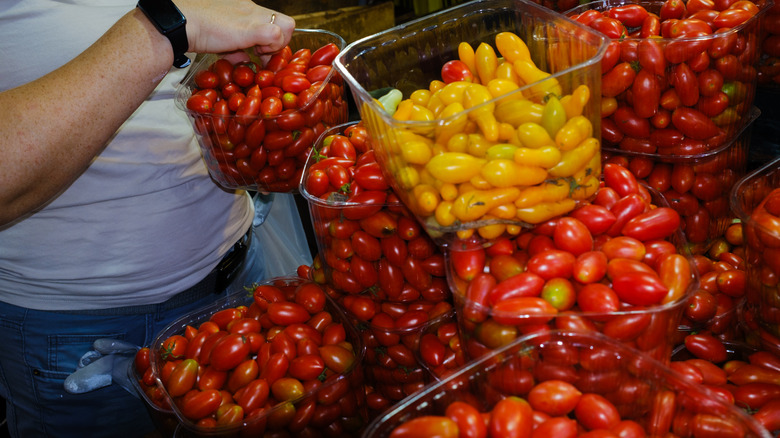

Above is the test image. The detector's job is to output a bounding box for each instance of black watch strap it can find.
[137,0,190,68]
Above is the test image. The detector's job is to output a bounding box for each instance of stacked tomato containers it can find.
[300,121,458,417]
[566,0,770,252]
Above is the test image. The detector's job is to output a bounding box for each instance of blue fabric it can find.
[0,232,265,438]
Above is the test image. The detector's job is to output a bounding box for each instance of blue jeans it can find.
[0,229,266,438]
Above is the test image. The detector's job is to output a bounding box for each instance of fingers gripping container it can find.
[175,29,349,192]
[362,331,773,438]
[731,157,780,357]
[149,277,367,438]
[334,0,609,246]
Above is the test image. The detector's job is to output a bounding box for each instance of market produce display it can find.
[126,0,780,437]
[176,30,349,192]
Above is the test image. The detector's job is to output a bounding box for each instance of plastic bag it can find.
[254,193,313,277]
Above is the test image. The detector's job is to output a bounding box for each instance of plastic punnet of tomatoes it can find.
[731,156,780,358]
[362,330,773,438]
[174,29,348,193]
[567,0,770,156]
[148,277,367,438]
[300,122,451,302]
[601,106,759,252]
[446,162,700,365]
[334,0,610,246]
[337,291,455,419]
[128,354,179,437]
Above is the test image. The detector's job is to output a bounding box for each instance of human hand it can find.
[175,0,295,56]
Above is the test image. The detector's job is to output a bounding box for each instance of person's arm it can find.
[0,0,294,227]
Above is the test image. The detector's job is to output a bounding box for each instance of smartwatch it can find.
[137,0,190,68]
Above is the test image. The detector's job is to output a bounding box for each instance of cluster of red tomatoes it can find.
[569,0,765,155]
[386,332,757,438]
[600,113,750,247]
[134,279,365,437]
[184,40,348,192]
[669,328,780,433]
[447,163,694,363]
[301,122,460,410]
[675,221,747,341]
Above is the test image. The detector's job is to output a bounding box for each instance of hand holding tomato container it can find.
[147,277,366,437]
[362,331,771,438]
[447,163,697,364]
[176,29,348,192]
[334,0,608,245]
[568,0,769,155]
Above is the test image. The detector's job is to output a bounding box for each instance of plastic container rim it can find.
[333,0,610,128]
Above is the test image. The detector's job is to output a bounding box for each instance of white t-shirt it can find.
[0,0,254,310]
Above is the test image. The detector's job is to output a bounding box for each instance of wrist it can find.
[136,0,190,68]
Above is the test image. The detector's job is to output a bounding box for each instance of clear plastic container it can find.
[300,122,450,300]
[731,156,780,357]
[567,0,769,154]
[334,0,609,245]
[338,294,455,419]
[362,330,773,438]
[175,29,348,192]
[149,277,367,437]
[446,185,698,364]
[602,107,759,250]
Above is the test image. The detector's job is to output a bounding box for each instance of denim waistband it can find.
[60,227,252,316]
